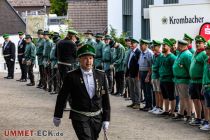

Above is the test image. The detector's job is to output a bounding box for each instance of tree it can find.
[50,0,68,16]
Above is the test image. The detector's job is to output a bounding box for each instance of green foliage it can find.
[50,0,68,16]
[109,25,127,48]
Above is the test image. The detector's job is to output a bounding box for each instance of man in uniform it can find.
[200,40,210,131]
[170,38,179,56]
[56,30,78,81]
[149,40,164,114]
[94,33,105,70]
[126,38,141,109]
[2,34,15,79]
[138,39,153,111]
[183,33,195,54]
[42,31,54,91]
[84,30,96,47]
[53,44,111,140]
[110,40,125,96]
[36,29,45,88]
[102,35,113,94]
[24,35,36,86]
[159,38,176,117]
[49,32,60,95]
[189,35,208,126]
[172,40,192,121]
[17,31,27,82]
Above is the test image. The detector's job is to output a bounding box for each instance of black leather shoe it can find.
[7,77,13,79]
[4,76,8,79]
[20,79,27,82]
[50,91,57,95]
[16,79,22,81]
[26,83,35,86]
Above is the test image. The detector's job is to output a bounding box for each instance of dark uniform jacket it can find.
[2,41,16,60]
[17,39,26,60]
[125,48,141,78]
[55,37,77,64]
[54,68,111,122]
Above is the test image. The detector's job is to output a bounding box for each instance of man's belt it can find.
[18,53,24,56]
[71,109,102,117]
[58,61,72,66]
[191,77,202,80]
[3,54,10,57]
[175,76,190,79]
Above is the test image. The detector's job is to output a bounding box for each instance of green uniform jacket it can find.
[36,38,45,65]
[123,48,131,73]
[189,48,195,54]
[50,44,57,69]
[94,41,105,68]
[159,53,176,82]
[152,53,162,80]
[102,44,112,71]
[189,51,207,83]
[202,58,210,91]
[43,39,53,67]
[173,50,192,84]
[113,44,125,72]
[85,39,96,47]
[25,42,36,64]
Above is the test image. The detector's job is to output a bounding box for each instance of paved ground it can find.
[0,73,209,140]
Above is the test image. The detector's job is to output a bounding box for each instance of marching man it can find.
[53,44,111,140]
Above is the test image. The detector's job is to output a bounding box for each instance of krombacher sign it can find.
[162,15,204,25]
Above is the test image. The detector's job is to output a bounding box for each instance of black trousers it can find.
[18,57,27,79]
[27,64,34,83]
[51,68,58,92]
[38,65,45,86]
[4,57,15,78]
[43,65,52,89]
[58,64,74,81]
[105,69,113,93]
[115,71,125,94]
[71,118,102,140]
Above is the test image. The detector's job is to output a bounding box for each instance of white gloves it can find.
[53,117,61,127]
[10,59,14,62]
[102,121,109,131]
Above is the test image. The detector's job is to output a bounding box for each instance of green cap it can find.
[183,33,193,41]
[3,34,10,39]
[25,34,32,40]
[206,40,210,50]
[37,29,43,34]
[178,40,188,46]
[95,33,104,38]
[84,30,93,35]
[195,35,206,43]
[43,31,50,35]
[169,38,176,45]
[77,44,96,57]
[163,38,173,47]
[152,40,162,46]
[68,29,78,35]
[140,39,150,45]
[125,36,131,41]
[18,32,24,35]
[130,37,139,44]
[104,35,112,40]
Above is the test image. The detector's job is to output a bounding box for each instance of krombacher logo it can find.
[162,15,204,24]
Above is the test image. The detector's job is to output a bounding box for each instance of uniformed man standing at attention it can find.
[36,29,45,88]
[183,33,195,54]
[94,33,105,70]
[24,35,36,86]
[84,30,96,47]
[16,31,27,82]
[53,44,111,140]
[2,34,16,79]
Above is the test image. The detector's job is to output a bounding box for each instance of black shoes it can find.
[26,83,35,86]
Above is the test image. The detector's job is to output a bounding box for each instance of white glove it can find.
[10,59,14,62]
[53,117,61,127]
[102,121,109,131]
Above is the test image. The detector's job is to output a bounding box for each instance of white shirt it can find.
[81,68,95,99]
[3,41,9,50]
[128,47,138,69]
[18,39,23,46]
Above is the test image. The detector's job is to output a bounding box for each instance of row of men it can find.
[124,34,210,131]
